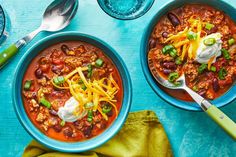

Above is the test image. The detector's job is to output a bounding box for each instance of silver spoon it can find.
[150,66,236,139]
[0,0,78,69]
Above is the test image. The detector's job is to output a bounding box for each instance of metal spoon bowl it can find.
[41,0,78,32]
[0,0,78,69]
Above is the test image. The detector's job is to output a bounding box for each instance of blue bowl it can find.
[140,0,236,111]
[13,32,132,152]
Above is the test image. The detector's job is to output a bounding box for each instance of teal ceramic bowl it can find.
[140,0,236,111]
[13,32,132,152]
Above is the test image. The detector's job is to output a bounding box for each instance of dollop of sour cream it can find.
[57,97,87,122]
[195,33,222,63]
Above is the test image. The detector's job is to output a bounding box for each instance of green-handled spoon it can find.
[0,0,78,69]
[149,64,236,139]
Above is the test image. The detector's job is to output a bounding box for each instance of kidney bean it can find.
[212,78,220,92]
[49,109,58,116]
[53,124,62,132]
[63,126,73,137]
[82,126,93,138]
[61,44,70,54]
[35,68,43,79]
[74,120,84,130]
[163,69,172,75]
[167,12,180,27]
[149,38,157,49]
[51,65,63,74]
[198,89,206,96]
[107,110,113,117]
[162,32,169,38]
[206,26,218,34]
[163,62,176,69]
[99,121,107,129]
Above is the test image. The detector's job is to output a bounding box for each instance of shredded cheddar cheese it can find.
[207,56,216,70]
[165,17,207,60]
[51,67,119,120]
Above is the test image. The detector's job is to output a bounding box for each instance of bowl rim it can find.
[140,0,236,111]
[12,32,132,152]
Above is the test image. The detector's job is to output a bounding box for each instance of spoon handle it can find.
[184,86,236,140]
[205,104,236,140]
[0,28,42,69]
[0,44,19,69]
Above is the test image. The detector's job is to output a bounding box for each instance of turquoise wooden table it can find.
[0,0,235,156]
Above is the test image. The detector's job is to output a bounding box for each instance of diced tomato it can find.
[218,77,233,87]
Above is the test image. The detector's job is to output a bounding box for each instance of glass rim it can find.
[97,0,155,20]
[0,5,6,39]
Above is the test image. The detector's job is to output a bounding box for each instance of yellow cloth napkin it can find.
[23,110,173,157]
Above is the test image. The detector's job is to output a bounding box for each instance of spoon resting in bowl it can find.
[152,69,236,139]
[0,0,78,69]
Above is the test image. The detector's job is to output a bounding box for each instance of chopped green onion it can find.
[169,49,177,58]
[102,104,112,114]
[87,64,93,78]
[162,45,175,55]
[24,80,32,91]
[84,102,94,109]
[162,44,178,58]
[53,76,65,85]
[88,64,92,72]
[205,23,214,30]
[187,31,197,40]
[95,58,104,67]
[228,38,235,46]
[175,57,182,65]
[198,63,207,74]
[203,38,216,46]
[218,68,227,80]
[87,117,93,122]
[88,110,93,117]
[57,76,65,83]
[193,85,198,92]
[87,72,92,78]
[39,97,51,108]
[53,77,60,85]
[168,72,179,82]
[87,110,93,122]
[210,66,216,72]
[60,120,65,126]
[81,84,87,90]
[221,49,230,60]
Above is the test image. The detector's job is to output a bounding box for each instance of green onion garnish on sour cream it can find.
[195,33,222,64]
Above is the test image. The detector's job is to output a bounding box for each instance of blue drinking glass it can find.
[97,0,155,20]
[0,5,10,46]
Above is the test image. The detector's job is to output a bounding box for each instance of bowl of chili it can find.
[13,32,132,152]
[140,0,236,111]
